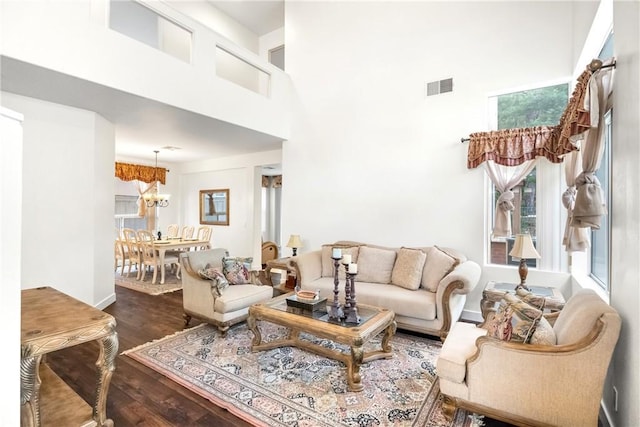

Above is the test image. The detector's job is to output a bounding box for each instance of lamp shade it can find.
[509,234,541,259]
[286,234,303,248]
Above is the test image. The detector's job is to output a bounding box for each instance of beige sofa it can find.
[291,241,481,339]
[436,289,621,426]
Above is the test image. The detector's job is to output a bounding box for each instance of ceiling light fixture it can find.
[143,150,170,208]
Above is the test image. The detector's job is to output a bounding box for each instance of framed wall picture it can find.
[199,189,229,226]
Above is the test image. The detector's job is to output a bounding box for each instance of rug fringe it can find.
[121,323,209,355]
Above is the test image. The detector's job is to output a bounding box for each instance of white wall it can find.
[1,0,291,141]
[166,0,259,53]
[177,149,282,265]
[0,106,23,427]
[2,92,116,308]
[283,1,579,310]
[610,1,640,425]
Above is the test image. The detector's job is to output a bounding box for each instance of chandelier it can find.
[143,150,170,208]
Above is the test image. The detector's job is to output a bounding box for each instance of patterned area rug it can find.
[124,322,473,426]
[114,268,182,295]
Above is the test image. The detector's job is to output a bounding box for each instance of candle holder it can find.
[327,256,344,320]
[344,272,360,324]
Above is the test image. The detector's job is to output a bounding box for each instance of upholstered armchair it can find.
[437,289,621,427]
[179,249,273,335]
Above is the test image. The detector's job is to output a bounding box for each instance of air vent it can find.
[161,146,182,151]
[425,78,453,97]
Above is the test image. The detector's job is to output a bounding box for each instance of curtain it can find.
[571,61,614,229]
[261,175,282,188]
[467,126,574,169]
[562,150,590,252]
[485,159,537,238]
[136,181,155,217]
[116,162,167,184]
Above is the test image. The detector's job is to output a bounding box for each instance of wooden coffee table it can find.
[247,293,397,392]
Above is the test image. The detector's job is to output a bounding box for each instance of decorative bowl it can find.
[295,290,318,303]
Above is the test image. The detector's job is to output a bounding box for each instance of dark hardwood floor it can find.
[46,286,253,426]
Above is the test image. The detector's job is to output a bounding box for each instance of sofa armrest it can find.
[438,260,481,295]
[433,260,481,339]
[290,250,322,286]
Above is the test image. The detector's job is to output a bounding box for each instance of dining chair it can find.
[167,224,180,238]
[196,226,212,250]
[114,238,129,275]
[121,228,142,279]
[182,225,195,239]
[137,229,181,284]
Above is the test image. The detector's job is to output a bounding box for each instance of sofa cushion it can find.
[485,293,544,343]
[421,246,460,292]
[197,265,229,297]
[391,247,427,290]
[222,256,253,285]
[356,246,397,284]
[214,284,273,314]
[321,245,360,278]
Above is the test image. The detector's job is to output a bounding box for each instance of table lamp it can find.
[509,233,541,291]
[286,234,303,256]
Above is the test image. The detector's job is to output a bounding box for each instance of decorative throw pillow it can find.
[529,316,557,345]
[222,256,253,285]
[198,264,229,297]
[515,287,565,312]
[321,245,360,278]
[391,247,427,290]
[485,293,543,343]
[421,246,460,292]
[355,246,397,284]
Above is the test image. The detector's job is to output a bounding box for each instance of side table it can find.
[481,281,566,320]
[21,286,118,427]
[265,257,296,292]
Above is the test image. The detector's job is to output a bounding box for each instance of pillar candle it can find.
[332,248,342,258]
[348,263,358,274]
[342,254,352,264]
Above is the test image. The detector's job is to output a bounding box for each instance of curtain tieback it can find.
[562,186,577,209]
[496,190,515,212]
[575,171,600,188]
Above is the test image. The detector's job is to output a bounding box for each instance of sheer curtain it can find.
[485,159,537,238]
[562,150,590,252]
[572,62,614,229]
[137,181,155,217]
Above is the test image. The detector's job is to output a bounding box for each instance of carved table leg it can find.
[381,320,397,354]
[93,326,118,426]
[20,352,43,427]
[247,314,262,348]
[347,345,364,392]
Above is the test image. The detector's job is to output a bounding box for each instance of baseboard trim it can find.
[96,292,116,310]
[461,309,483,324]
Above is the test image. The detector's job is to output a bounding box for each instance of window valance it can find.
[466,126,564,169]
[466,66,593,169]
[115,162,166,184]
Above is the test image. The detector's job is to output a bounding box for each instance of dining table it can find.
[153,238,211,284]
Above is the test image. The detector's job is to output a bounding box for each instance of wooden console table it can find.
[21,286,118,427]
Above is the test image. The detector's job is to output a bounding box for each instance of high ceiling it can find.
[1,1,285,166]
[208,0,284,36]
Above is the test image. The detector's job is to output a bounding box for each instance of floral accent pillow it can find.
[197,264,229,297]
[485,293,544,343]
[515,287,565,312]
[222,256,253,285]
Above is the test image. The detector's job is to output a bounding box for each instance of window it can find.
[109,0,192,63]
[489,83,568,266]
[115,195,147,236]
